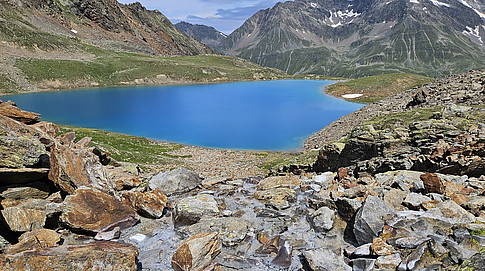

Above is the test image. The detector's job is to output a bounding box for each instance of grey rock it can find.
[398,243,426,271]
[426,200,475,225]
[308,207,335,232]
[173,194,219,226]
[455,248,485,271]
[454,227,471,243]
[383,189,407,211]
[352,244,372,257]
[351,258,375,271]
[354,195,396,245]
[402,193,432,210]
[427,238,448,257]
[410,180,425,193]
[395,236,430,249]
[303,248,352,271]
[148,167,201,196]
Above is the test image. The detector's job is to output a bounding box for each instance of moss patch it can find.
[59,126,189,165]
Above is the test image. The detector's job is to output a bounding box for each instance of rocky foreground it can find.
[0,70,484,271]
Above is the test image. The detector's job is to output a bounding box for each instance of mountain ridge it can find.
[218,0,485,77]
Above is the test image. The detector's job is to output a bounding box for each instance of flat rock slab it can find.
[303,248,352,271]
[0,241,139,271]
[61,188,138,233]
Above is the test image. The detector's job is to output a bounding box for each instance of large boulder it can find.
[354,195,396,245]
[172,232,221,271]
[173,194,219,226]
[0,241,139,270]
[61,188,138,233]
[148,167,201,196]
[48,133,112,194]
[0,115,48,169]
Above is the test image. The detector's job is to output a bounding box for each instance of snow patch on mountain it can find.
[458,0,485,18]
[463,25,483,43]
[429,0,450,7]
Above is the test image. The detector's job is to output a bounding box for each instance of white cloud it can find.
[118,0,288,34]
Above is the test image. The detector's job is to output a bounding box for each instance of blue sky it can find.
[118,0,285,34]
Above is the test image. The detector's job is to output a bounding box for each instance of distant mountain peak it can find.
[175,21,227,49]
[218,0,485,77]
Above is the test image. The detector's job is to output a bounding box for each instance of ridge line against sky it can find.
[118,0,290,34]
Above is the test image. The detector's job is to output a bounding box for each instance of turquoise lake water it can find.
[3,80,363,150]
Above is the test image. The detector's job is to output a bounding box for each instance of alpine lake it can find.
[3,80,363,150]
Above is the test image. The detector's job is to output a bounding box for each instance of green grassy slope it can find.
[326,73,434,103]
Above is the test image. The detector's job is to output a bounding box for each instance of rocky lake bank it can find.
[0,70,483,270]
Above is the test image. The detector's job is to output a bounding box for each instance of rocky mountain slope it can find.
[218,0,485,78]
[175,21,227,49]
[0,0,286,94]
[1,0,212,56]
[0,71,484,270]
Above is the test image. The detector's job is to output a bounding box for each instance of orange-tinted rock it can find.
[1,206,46,232]
[0,115,48,169]
[172,232,221,271]
[449,193,471,206]
[0,100,40,124]
[257,175,300,190]
[338,167,348,182]
[122,189,167,219]
[61,188,138,233]
[0,241,139,271]
[420,173,444,194]
[107,166,142,191]
[7,229,60,254]
[49,134,112,194]
[371,237,396,256]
